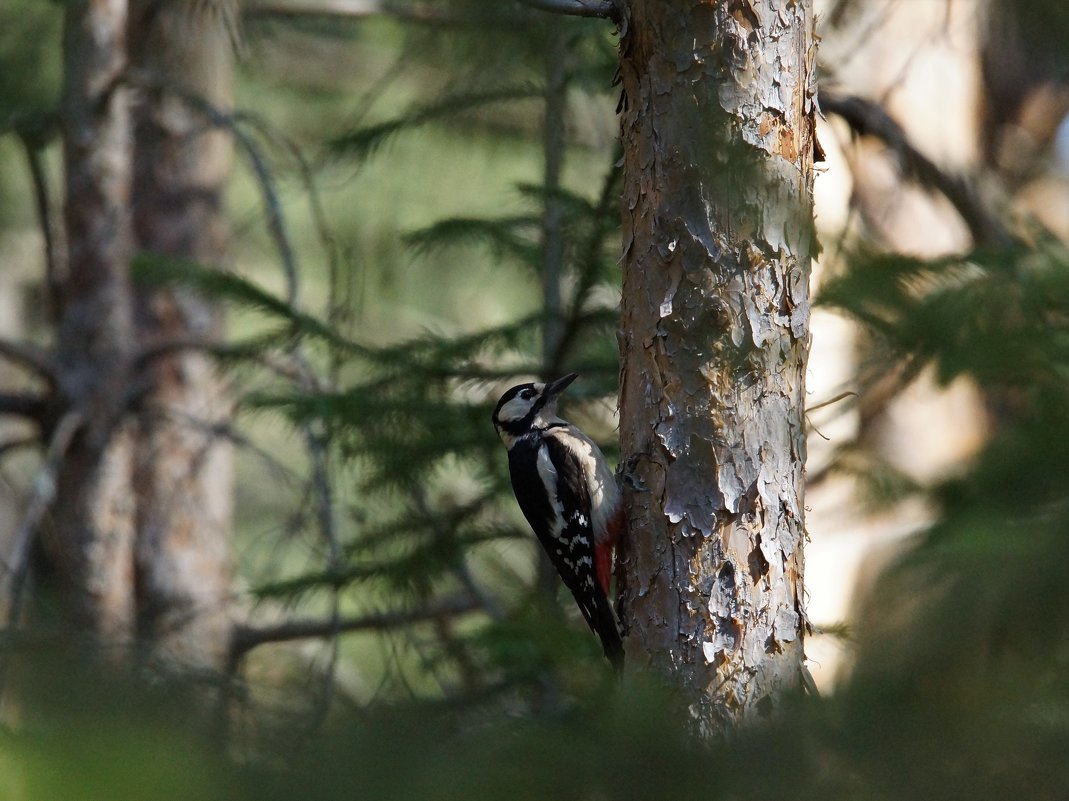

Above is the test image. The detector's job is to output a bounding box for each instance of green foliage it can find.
[158,3,626,707]
[133,253,367,355]
[0,0,61,130]
[0,0,62,229]
[821,243,1069,394]
[2,651,239,801]
[810,232,1069,799]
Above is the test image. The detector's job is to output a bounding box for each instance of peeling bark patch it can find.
[708,560,738,619]
[748,535,770,584]
[729,0,760,35]
[664,435,722,537]
[758,109,798,161]
[618,0,814,731]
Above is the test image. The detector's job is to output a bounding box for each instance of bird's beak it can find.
[544,372,579,398]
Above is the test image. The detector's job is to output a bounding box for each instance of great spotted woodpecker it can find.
[492,373,624,670]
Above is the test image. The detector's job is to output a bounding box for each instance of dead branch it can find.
[2,411,84,638]
[0,394,48,425]
[821,92,1015,250]
[230,593,482,658]
[0,340,56,386]
[516,0,615,19]
[17,131,64,321]
[245,0,451,24]
[0,437,40,459]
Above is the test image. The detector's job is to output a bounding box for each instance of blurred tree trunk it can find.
[126,0,235,673]
[51,0,138,652]
[616,0,816,732]
[46,0,234,674]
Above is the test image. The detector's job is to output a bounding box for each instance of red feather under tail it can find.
[594,508,624,595]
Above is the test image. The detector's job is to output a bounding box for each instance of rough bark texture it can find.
[616,0,816,733]
[128,0,235,672]
[52,0,138,649]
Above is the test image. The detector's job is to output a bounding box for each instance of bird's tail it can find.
[593,591,625,672]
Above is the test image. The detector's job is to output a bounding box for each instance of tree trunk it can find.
[127,0,235,673]
[45,0,235,676]
[51,0,138,651]
[616,0,816,733]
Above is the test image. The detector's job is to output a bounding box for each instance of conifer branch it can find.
[126,71,301,306]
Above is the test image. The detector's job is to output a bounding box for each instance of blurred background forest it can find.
[1,0,1069,798]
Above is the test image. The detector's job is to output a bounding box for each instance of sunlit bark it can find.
[616,0,816,732]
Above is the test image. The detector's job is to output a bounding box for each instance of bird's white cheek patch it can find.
[498,396,534,423]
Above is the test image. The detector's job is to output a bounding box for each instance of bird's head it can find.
[492,372,578,446]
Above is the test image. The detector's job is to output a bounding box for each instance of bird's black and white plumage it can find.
[492,373,624,670]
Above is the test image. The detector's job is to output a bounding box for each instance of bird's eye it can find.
[520,388,535,400]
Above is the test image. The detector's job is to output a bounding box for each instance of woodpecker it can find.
[492,373,624,670]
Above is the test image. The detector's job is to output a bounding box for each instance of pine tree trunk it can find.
[47,0,234,674]
[616,0,817,733]
[51,0,138,651]
[127,0,234,672]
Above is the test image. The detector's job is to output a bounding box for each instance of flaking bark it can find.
[616,0,816,732]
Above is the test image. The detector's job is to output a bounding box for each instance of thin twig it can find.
[1,411,83,641]
[807,390,859,414]
[231,111,345,330]
[126,71,301,307]
[3,411,83,577]
[551,147,621,371]
[134,337,259,369]
[18,132,64,322]
[541,24,568,374]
